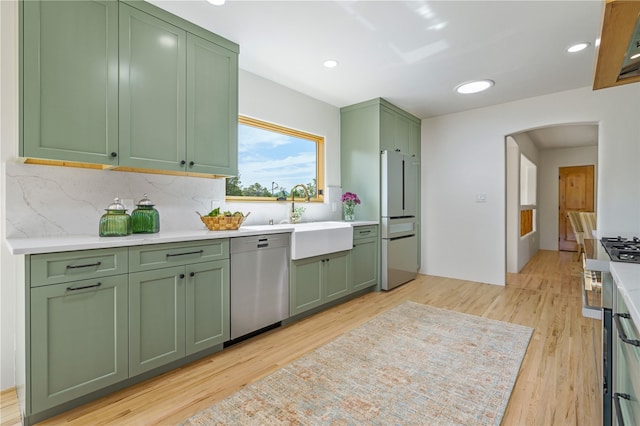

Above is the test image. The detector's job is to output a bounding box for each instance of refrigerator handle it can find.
[402,159,405,210]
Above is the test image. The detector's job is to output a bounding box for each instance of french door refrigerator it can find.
[380,150,420,290]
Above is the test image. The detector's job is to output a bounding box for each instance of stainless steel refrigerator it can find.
[380,150,419,290]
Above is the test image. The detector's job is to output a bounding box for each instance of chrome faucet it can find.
[289,184,310,222]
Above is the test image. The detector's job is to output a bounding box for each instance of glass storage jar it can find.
[131,194,160,234]
[99,198,131,237]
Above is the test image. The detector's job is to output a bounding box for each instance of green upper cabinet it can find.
[21,0,239,176]
[118,2,187,172]
[21,0,119,164]
[119,2,238,175]
[341,98,421,221]
[186,33,238,176]
[379,103,420,157]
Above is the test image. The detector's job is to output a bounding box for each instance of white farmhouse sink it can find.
[290,221,353,260]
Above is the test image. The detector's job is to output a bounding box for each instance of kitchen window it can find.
[226,116,324,201]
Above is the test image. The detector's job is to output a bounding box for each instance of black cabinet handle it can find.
[189,272,195,277]
[358,230,372,235]
[180,160,186,166]
[189,161,195,166]
[66,261,102,269]
[614,393,631,426]
[166,250,204,258]
[614,313,640,346]
[67,282,102,292]
[179,273,185,279]
[110,152,117,158]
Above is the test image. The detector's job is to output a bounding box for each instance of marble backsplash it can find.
[4,161,341,238]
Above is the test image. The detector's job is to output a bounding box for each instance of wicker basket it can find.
[197,212,249,231]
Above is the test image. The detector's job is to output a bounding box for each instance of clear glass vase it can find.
[343,203,356,221]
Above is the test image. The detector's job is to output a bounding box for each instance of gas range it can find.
[600,236,640,264]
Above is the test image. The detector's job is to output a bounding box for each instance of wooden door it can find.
[559,165,594,251]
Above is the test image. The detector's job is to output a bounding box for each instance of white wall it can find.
[506,137,519,273]
[421,85,640,286]
[1,0,19,392]
[539,145,598,250]
[0,5,341,388]
[511,132,540,272]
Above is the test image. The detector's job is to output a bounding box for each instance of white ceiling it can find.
[148,0,605,121]
[519,124,599,150]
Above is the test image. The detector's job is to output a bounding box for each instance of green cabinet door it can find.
[408,118,421,158]
[324,251,350,302]
[129,266,186,376]
[186,33,238,176]
[380,105,414,154]
[185,260,230,355]
[351,237,378,292]
[290,257,324,316]
[22,0,119,164]
[30,275,128,413]
[119,3,187,172]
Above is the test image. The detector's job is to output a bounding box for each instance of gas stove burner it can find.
[602,236,628,244]
[610,243,640,251]
[618,252,639,261]
[601,236,640,263]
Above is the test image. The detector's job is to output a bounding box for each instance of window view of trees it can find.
[226,177,317,199]
[226,116,324,201]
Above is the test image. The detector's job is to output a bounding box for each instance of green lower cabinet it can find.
[351,236,378,292]
[129,260,230,375]
[290,251,350,316]
[129,266,186,376]
[185,260,230,355]
[290,256,324,316]
[324,252,350,302]
[30,275,128,413]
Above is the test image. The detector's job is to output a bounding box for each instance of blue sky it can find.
[237,124,317,194]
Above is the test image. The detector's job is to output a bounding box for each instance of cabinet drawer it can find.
[129,239,229,272]
[353,225,378,241]
[30,248,128,287]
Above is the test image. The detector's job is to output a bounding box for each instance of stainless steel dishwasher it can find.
[230,233,290,340]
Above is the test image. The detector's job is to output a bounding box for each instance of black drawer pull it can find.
[189,272,195,277]
[257,243,269,248]
[614,393,631,426]
[67,282,102,292]
[614,313,640,346]
[66,261,102,269]
[358,230,372,235]
[166,250,204,258]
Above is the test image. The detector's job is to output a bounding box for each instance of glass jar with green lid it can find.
[131,194,160,234]
[99,197,131,237]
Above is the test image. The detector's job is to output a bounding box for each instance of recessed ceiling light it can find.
[206,0,225,5]
[455,79,494,94]
[323,59,339,68]
[567,42,590,53]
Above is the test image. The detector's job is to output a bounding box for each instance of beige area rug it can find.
[181,301,533,426]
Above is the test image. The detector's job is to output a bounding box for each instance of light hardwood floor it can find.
[1,249,601,425]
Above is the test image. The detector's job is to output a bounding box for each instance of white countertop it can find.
[610,262,640,329]
[5,220,379,255]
